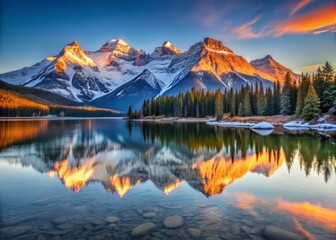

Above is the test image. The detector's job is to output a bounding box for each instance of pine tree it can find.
[273,80,281,114]
[314,67,327,112]
[322,61,335,83]
[230,88,235,117]
[243,91,252,116]
[257,83,266,115]
[127,105,133,119]
[328,81,336,115]
[281,72,293,115]
[265,87,273,115]
[238,102,244,116]
[295,74,309,116]
[215,90,223,119]
[302,83,320,121]
[173,97,180,117]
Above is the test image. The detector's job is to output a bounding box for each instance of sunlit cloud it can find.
[297,63,323,73]
[233,193,266,217]
[272,3,336,36]
[293,218,316,240]
[232,16,264,40]
[231,2,336,39]
[277,200,336,231]
[289,0,313,17]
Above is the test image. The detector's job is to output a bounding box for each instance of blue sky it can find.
[0,0,335,73]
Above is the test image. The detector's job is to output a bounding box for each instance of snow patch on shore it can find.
[251,122,274,129]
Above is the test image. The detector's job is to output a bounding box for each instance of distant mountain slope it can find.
[0,80,81,106]
[0,81,120,117]
[92,69,162,111]
[250,55,300,84]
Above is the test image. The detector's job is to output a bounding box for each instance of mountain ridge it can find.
[0,37,299,111]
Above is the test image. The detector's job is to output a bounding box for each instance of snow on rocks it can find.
[283,121,309,130]
[208,121,274,130]
[283,121,336,131]
[251,122,274,129]
[208,119,336,133]
[309,123,336,131]
[251,129,274,136]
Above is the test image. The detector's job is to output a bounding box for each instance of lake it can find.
[0,119,335,239]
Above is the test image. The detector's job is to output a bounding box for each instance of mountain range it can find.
[0,37,299,111]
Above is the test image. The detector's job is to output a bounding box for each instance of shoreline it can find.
[0,115,335,133]
[0,116,124,121]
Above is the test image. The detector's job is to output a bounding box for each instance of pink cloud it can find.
[232,16,263,40]
[231,2,336,39]
[289,0,313,17]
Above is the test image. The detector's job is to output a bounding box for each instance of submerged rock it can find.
[143,212,156,218]
[187,228,202,238]
[163,215,184,229]
[52,216,68,225]
[262,225,302,240]
[131,222,157,237]
[105,216,120,223]
[205,237,221,240]
[10,225,32,237]
[92,219,105,225]
[56,223,72,230]
[230,224,241,235]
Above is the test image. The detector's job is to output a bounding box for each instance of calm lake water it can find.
[0,119,335,240]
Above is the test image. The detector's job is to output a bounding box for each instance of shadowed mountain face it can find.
[0,38,298,110]
[1,120,334,197]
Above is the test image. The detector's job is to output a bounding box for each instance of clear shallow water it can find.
[0,119,335,240]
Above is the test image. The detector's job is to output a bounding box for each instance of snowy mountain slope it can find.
[0,37,299,110]
[160,38,276,95]
[92,69,163,111]
[0,58,55,85]
[250,55,300,84]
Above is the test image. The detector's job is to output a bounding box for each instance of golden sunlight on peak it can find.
[110,175,138,198]
[194,148,285,196]
[163,179,183,195]
[47,158,95,192]
[55,58,67,72]
[46,56,56,61]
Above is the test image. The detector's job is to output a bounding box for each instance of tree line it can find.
[0,89,120,117]
[129,62,335,121]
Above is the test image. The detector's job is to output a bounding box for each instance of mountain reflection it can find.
[0,120,335,197]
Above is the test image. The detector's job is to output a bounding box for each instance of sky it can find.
[0,0,335,73]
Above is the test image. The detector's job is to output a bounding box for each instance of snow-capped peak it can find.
[55,40,96,72]
[151,41,181,58]
[251,55,300,84]
[98,38,131,53]
[163,41,172,48]
[162,41,181,54]
[202,37,234,54]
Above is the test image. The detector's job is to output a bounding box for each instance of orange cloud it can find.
[293,218,316,240]
[289,0,313,17]
[232,16,263,40]
[277,200,336,231]
[273,3,336,36]
[297,63,323,72]
[232,2,336,39]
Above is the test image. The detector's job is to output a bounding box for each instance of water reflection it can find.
[0,120,335,197]
[1,119,336,240]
